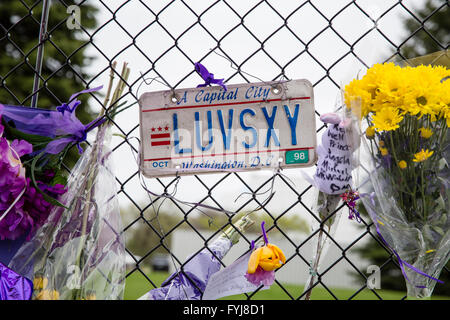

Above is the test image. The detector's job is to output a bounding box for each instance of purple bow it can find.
[195,62,227,92]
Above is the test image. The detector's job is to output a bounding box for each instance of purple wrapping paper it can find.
[146,237,232,300]
[0,262,32,300]
[0,86,104,154]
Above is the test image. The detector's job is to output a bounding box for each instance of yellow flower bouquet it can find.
[345,50,449,299]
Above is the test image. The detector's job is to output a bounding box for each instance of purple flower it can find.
[10,139,33,158]
[0,116,67,240]
[244,266,275,286]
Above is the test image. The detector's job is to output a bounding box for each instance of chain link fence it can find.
[1,0,449,300]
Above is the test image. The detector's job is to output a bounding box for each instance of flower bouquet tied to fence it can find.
[345,50,449,299]
[8,62,131,300]
[0,86,107,243]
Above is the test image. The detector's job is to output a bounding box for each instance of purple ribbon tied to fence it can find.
[194,62,227,92]
[249,221,269,250]
[360,192,444,287]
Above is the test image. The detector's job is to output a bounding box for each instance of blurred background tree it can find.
[354,0,450,296]
[400,0,449,59]
[0,0,99,168]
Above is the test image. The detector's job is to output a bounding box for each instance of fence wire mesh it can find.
[0,0,449,300]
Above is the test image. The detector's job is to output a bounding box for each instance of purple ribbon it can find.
[261,221,268,245]
[360,193,444,286]
[374,220,443,286]
[0,262,33,300]
[249,222,268,250]
[347,199,362,223]
[341,191,362,223]
[194,62,227,91]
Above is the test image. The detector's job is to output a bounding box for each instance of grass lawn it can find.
[124,270,450,300]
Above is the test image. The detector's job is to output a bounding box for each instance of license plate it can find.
[139,79,317,178]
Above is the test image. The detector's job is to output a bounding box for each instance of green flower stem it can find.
[219,215,254,245]
[72,62,129,299]
[389,131,414,214]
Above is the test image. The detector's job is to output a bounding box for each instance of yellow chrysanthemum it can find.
[344,62,450,124]
[35,290,60,300]
[380,147,388,156]
[398,160,407,169]
[413,149,434,162]
[371,107,404,132]
[365,126,375,138]
[82,294,97,300]
[442,104,450,127]
[344,79,374,118]
[419,127,433,139]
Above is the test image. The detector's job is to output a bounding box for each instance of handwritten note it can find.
[314,123,353,194]
[202,252,269,300]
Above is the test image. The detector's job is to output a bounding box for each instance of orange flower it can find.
[247,243,286,273]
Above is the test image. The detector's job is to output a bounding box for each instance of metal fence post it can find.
[30,0,51,108]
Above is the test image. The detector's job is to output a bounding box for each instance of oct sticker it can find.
[139,79,317,178]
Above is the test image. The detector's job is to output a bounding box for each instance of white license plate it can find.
[139,79,317,178]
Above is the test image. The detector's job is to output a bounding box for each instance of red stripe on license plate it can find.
[151,140,171,146]
[151,133,170,139]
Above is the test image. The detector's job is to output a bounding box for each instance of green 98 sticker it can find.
[285,149,309,164]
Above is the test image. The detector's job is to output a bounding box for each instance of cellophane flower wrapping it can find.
[301,109,360,299]
[302,191,343,299]
[143,237,231,300]
[8,125,126,300]
[345,50,449,299]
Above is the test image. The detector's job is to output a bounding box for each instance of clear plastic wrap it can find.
[345,50,449,299]
[302,191,342,300]
[301,108,360,300]
[8,125,126,300]
[357,131,449,299]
